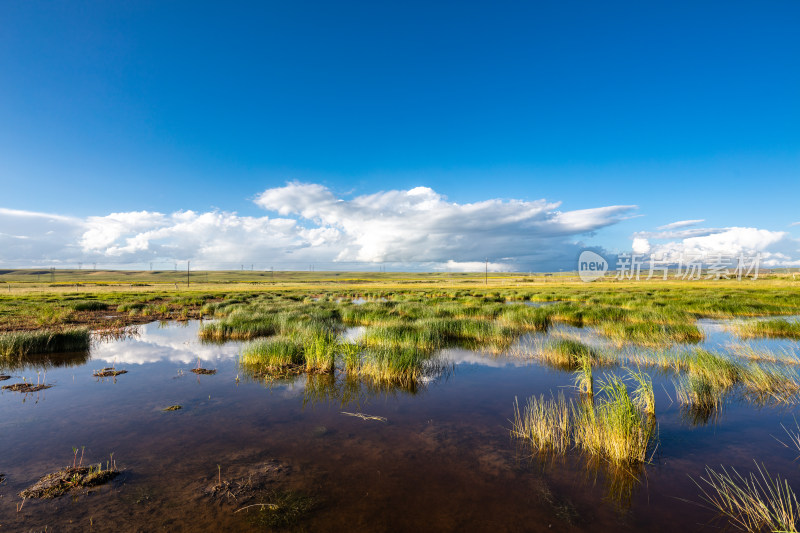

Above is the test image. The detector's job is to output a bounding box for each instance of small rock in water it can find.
[163,405,183,411]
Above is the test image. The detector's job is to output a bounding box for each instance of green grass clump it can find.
[199,311,280,340]
[0,329,90,357]
[687,350,742,389]
[695,462,799,533]
[361,323,439,353]
[34,305,73,327]
[599,321,703,346]
[357,347,435,387]
[116,302,145,313]
[736,319,800,340]
[539,338,600,370]
[69,300,108,311]
[498,305,551,331]
[240,337,304,372]
[340,342,362,373]
[301,331,339,373]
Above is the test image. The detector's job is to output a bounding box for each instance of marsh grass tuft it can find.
[301,331,339,373]
[513,370,656,466]
[599,321,703,346]
[511,393,571,454]
[538,337,604,370]
[573,357,594,397]
[694,462,799,532]
[675,374,723,420]
[240,337,305,375]
[736,319,800,340]
[740,363,800,405]
[629,369,655,416]
[572,373,656,466]
[0,329,90,358]
[356,347,444,387]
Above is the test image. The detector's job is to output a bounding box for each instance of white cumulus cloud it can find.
[255,182,636,269]
[2,182,636,270]
[630,225,800,267]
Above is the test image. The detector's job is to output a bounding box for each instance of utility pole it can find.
[271,267,274,282]
[485,258,488,286]
[187,261,190,287]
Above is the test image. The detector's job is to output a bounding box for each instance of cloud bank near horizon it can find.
[0,183,796,270]
[632,220,800,267]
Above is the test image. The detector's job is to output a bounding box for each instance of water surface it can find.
[1,320,799,532]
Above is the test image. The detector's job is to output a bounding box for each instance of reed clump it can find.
[512,370,656,466]
[511,393,571,454]
[572,374,656,466]
[574,357,594,397]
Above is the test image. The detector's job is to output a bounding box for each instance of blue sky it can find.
[0,1,798,270]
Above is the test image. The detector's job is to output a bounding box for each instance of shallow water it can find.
[1,320,800,532]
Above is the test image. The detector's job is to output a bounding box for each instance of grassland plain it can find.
[0,268,799,332]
